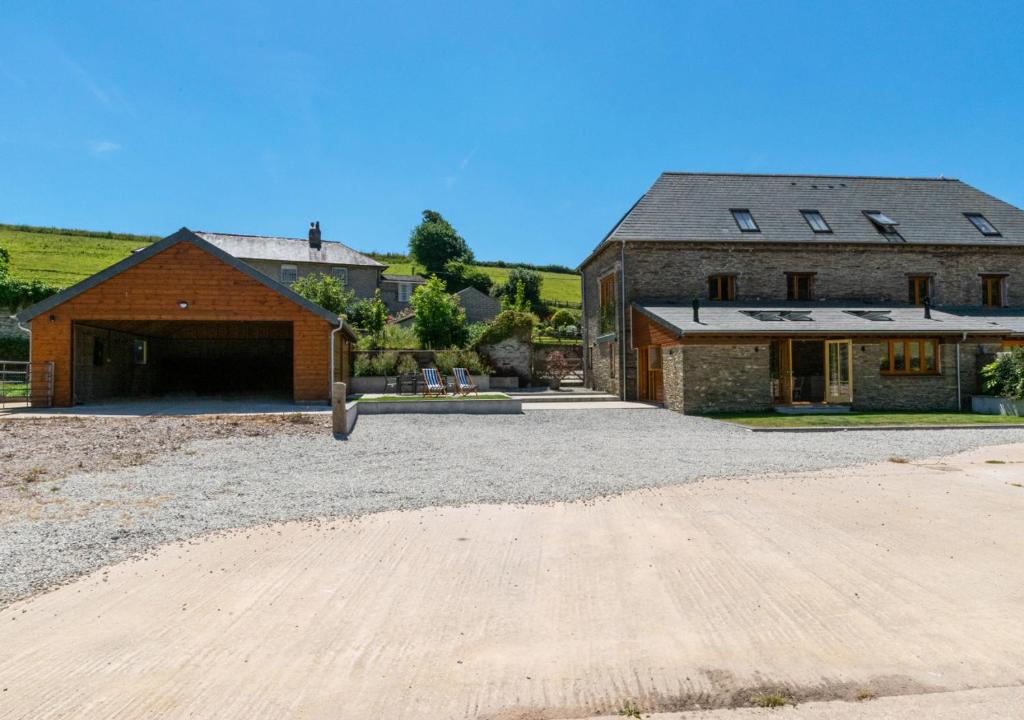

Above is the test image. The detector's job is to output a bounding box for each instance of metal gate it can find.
[0,361,54,408]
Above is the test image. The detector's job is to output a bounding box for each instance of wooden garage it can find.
[17,228,356,406]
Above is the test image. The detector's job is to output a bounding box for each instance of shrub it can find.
[356,323,419,351]
[466,322,490,347]
[548,308,580,328]
[0,336,30,360]
[982,348,1024,399]
[410,276,468,349]
[441,260,493,295]
[434,348,491,375]
[475,310,535,347]
[396,354,419,375]
[290,272,355,316]
[493,267,542,311]
[353,351,398,376]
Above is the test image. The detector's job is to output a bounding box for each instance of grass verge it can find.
[355,393,509,402]
[707,411,1024,428]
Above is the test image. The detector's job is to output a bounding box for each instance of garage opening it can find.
[72,321,293,404]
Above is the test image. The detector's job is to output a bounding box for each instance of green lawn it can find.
[708,411,1024,428]
[1,225,157,286]
[355,393,509,402]
[0,382,29,397]
[383,260,580,305]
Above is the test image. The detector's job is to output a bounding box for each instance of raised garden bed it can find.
[353,393,522,415]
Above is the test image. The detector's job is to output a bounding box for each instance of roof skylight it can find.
[730,209,760,232]
[965,213,1000,237]
[844,310,894,322]
[801,210,832,233]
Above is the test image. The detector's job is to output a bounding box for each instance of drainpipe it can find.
[329,321,345,403]
[619,240,627,400]
[14,316,31,356]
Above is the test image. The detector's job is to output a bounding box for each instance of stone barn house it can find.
[580,173,1024,414]
[17,228,356,407]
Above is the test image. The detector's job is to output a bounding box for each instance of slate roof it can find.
[381,274,426,282]
[633,300,1013,337]
[593,173,1024,257]
[16,228,358,339]
[196,231,385,267]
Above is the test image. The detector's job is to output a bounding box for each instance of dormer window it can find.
[965,213,1000,237]
[801,210,832,233]
[864,211,901,237]
[731,209,760,232]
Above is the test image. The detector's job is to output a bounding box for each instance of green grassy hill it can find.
[0,224,581,304]
[0,225,158,286]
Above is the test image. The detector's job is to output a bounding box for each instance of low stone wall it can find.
[356,396,522,415]
[349,375,491,394]
[971,395,1024,416]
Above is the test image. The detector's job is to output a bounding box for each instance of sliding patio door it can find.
[825,340,853,404]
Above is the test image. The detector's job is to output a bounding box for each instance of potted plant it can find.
[544,350,570,391]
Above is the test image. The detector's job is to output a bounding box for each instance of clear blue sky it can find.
[2,1,1022,266]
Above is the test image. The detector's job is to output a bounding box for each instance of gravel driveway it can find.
[3,409,1024,606]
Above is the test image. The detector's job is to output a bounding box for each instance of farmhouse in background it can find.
[580,172,1024,413]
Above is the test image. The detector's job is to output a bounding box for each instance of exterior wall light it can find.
[178,301,189,309]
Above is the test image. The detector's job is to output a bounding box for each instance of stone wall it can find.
[680,343,772,413]
[0,313,24,339]
[581,244,625,396]
[622,242,1024,305]
[851,341,986,411]
[662,345,685,412]
[456,287,501,324]
[479,336,532,382]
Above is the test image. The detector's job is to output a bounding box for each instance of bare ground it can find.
[1,444,1022,719]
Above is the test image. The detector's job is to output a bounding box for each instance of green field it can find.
[383,260,580,304]
[707,411,1024,428]
[0,225,158,286]
[0,225,581,304]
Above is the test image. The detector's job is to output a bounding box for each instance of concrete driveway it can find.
[2,444,1023,719]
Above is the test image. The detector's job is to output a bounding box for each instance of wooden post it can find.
[332,382,348,436]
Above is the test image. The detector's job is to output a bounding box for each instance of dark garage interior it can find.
[72,321,293,404]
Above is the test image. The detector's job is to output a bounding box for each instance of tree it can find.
[442,259,493,295]
[290,272,355,316]
[408,210,473,275]
[409,276,468,349]
[493,267,542,311]
[348,289,389,337]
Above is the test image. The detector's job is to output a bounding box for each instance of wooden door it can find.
[825,340,853,404]
[637,346,664,402]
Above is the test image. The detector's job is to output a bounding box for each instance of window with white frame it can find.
[331,267,348,285]
[280,265,298,284]
[398,282,413,302]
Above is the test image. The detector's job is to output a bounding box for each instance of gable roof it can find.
[195,231,385,268]
[454,286,497,301]
[382,273,426,283]
[586,173,1024,265]
[16,228,357,338]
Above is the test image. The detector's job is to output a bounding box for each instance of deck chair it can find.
[452,367,479,396]
[421,367,447,397]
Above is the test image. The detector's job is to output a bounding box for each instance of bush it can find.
[466,322,490,347]
[0,336,30,360]
[434,348,490,375]
[493,268,542,311]
[356,323,419,351]
[441,260,493,295]
[290,272,355,316]
[396,354,419,375]
[353,351,398,376]
[548,308,579,328]
[475,310,535,347]
[410,276,468,349]
[982,348,1024,399]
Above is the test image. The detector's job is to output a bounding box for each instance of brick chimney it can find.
[308,221,322,250]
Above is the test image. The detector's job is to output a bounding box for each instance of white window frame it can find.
[280,264,298,284]
[331,267,348,285]
[398,282,413,303]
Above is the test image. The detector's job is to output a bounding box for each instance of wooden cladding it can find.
[879,339,939,375]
